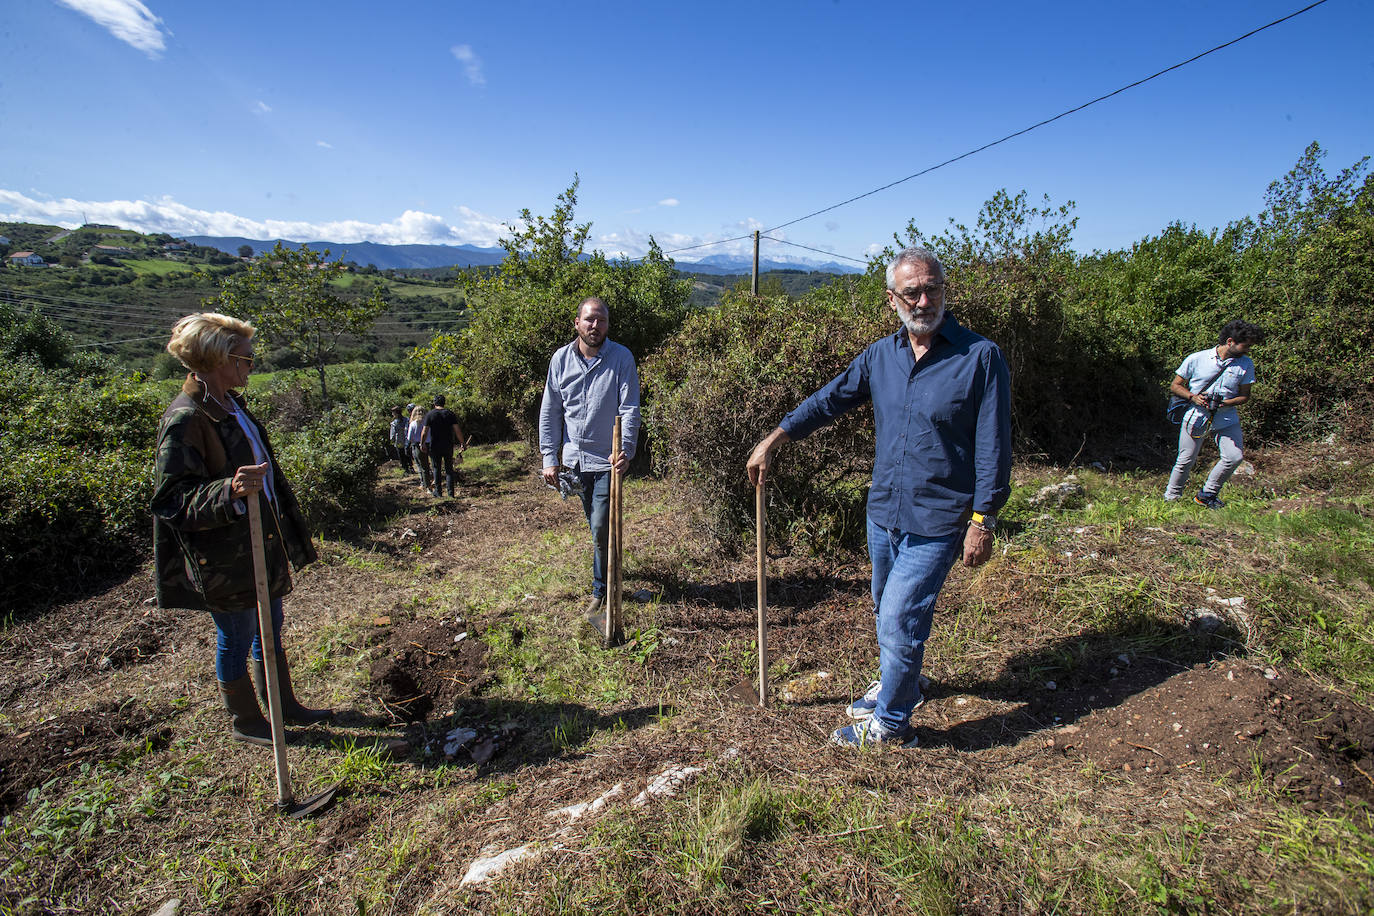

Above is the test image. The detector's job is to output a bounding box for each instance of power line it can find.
[663,233,756,256]
[764,0,1330,235]
[760,237,870,266]
[71,335,168,349]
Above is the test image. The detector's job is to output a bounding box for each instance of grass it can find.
[123,258,195,276]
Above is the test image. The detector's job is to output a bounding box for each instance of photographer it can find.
[1164,320,1264,509]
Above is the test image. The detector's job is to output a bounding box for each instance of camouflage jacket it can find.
[152,375,317,611]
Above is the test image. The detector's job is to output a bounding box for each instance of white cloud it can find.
[0,188,862,267]
[450,44,486,88]
[658,198,679,207]
[253,100,272,115]
[0,190,511,248]
[825,220,839,232]
[316,140,333,149]
[54,0,169,57]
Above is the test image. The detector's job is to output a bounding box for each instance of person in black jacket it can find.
[152,312,331,746]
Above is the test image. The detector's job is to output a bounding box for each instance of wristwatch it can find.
[970,512,997,532]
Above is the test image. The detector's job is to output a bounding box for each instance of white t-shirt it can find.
[232,409,277,504]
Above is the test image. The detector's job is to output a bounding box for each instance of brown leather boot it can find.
[218,675,273,746]
[252,652,333,725]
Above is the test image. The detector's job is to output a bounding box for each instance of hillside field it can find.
[1,440,1370,914]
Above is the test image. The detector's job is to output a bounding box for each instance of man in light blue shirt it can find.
[539,297,641,623]
[1164,319,1264,508]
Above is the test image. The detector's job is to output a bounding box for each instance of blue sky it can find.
[1,0,1370,267]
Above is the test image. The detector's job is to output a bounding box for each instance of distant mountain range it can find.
[186,237,507,270]
[187,236,864,275]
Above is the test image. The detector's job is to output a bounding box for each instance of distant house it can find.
[162,240,190,251]
[92,244,135,259]
[7,251,46,267]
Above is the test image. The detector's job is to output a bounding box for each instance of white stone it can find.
[150,901,182,916]
[444,727,477,757]
[550,783,626,822]
[632,765,704,806]
[461,844,540,886]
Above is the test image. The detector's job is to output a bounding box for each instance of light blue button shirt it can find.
[1176,347,1256,429]
[539,339,641,473]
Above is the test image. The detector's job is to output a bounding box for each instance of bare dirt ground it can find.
[1,442,1372,914]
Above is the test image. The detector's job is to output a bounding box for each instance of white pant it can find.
[1165,422,1243,499]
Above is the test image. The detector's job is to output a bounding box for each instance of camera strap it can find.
[1185,357,1233,439]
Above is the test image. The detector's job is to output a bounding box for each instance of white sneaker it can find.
[846,674,929,719]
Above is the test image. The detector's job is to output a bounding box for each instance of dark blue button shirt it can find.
[779,313,1011,538]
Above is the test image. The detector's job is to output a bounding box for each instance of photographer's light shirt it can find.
[1176,348,1256,430]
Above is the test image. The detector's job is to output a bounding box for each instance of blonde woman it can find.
[151,313,330,746]
[407,404,432,490]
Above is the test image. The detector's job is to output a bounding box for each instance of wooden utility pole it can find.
[751,230,760,296]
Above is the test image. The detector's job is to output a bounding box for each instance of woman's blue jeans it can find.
[210,597,284,682]
[866,516,962,732]
[578,470,611,598]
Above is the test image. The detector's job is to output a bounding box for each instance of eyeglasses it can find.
[230,354,255,369]
[891,283,945,306]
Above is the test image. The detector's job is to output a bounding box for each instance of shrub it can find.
[269,407,383,533]
[644,276,891,553]
[0,362,163,612]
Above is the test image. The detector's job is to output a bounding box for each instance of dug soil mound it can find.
[1058,658,1374,811]
[370,615,490,721]
[0,700,174,813]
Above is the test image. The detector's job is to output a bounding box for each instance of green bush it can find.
[269,408,382,533]
[0,362,163,612]
[645,277,891,553]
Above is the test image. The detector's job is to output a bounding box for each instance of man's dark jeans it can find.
[578,469,611,598]
[432,449,456,496]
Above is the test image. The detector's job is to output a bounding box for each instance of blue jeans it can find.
[578,470,611,598]
[867,516,962,732]
[1164,422,1244,499]
[210,597,284,682]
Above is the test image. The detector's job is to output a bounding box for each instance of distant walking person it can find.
[746,247,1010,749]
[423,395,467,498]
[388,406,413,474]
[407,405,432,491]
[539,297,641,630]
[1164,320,1264,509]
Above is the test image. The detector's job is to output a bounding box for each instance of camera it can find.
[1206,392,1225,411]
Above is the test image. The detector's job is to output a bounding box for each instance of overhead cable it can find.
[760,237,870,266]
[764,0,1331,235]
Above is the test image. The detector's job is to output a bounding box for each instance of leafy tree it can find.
[208,242,387,406]
[237,244,254,259]
[1242,143,1374,438]
[418,176,690,435]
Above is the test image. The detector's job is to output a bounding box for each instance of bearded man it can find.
[539,297,641,627]
[746,247,1011,748]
